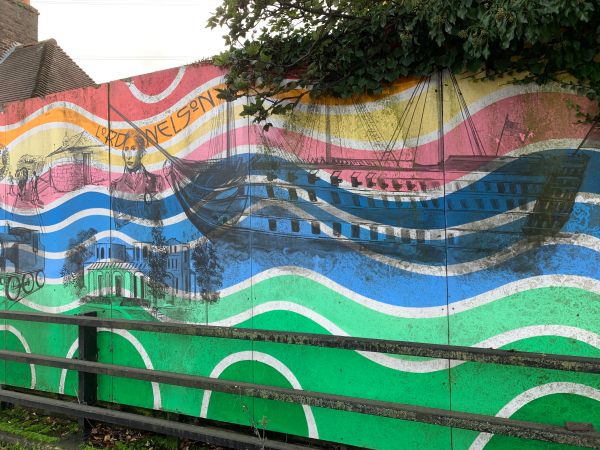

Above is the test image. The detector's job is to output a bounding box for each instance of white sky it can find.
[30,0,228,83]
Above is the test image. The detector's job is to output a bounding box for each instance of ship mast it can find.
[436,68,444,165]
[226,100,232,161]
[325,104,332,164]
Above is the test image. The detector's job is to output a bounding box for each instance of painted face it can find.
[122,136,143,171]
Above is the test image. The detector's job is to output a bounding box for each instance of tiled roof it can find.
[0,38,95,105]
[47,131,104,157]
[85,260,149,273]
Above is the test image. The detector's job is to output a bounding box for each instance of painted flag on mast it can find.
[504,117,530,143]
[578,120,600,150]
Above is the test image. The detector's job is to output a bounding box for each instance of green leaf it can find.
[209,0,600,123]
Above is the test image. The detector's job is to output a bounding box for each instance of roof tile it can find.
[0,39,95,105]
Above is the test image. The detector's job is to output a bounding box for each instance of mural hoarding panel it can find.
[0,63,598,449]
[444,76,600,449]
[242,83,453,447]
[105,66,256,418]
[0,84,111,396]
[0,104,6,388]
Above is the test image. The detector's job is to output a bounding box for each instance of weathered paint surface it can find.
[0,64,598,449]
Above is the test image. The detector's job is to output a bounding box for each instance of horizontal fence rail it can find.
[0,389,312,450]
[0,349,599,448]
[0,310,599,373]
[0,310,598,448]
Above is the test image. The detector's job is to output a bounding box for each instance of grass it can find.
[0,405,221,449]
[0,405,75,444]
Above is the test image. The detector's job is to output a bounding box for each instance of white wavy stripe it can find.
[4,104,239,171]
[112,78,233,129]
[4,84,587,172]
[58,340,79,394]
[0,206,189,236]
[265,82,585,151]
[448,274,600,314]
[36,230,600,284]
[130,139,599,198]
[3,99,228,156]
[205,303,600,372]
[127,67,187,103]
[293,78,429,115]
[246,227,599,277]
[24,195,600,268]
[1,194,531,248]
[19,297,81,313]
[2,162,597,234]
[42,231,204,263]
[1,165,598,239]
[0,324,36,389]
[57,329,161,410]
[3,137,594,222]
[217,271,600,319]
[207,301,446,372]
[30,272,600,327]
[469,382,600,450]
[245,195,532,242]
[3,102,247,176]
[576,192,600,206]
[6,121,103,153]
[0,171,600,226]
[24,270,600,319]
[446,233,600,276]
[4,73,568,136]
[0,185,110,217]
[1,210,109,234]
[2,75,225,131]
[232,139,592,200]
[103,106,248,166]
[3,102,107,132]
[200,350,318,439]
[411,325,600,371]
[251,138,591,198]
[19,287,139,314]
[33,230,133,261]
[5,115,250,178]
[23,230,132,262]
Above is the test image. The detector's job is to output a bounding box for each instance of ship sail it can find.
[577,120,600,151]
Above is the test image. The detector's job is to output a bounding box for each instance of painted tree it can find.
[61,228,97,296]
[148,225,169,300]
[209,0,600,125]
[192,240,224,303]
[148,202,168,300]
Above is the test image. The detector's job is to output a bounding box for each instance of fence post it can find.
[0,384,11,411]
[78,311,98,440]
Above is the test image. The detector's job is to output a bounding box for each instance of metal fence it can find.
[0,310,598,449]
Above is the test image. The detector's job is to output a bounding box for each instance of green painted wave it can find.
[3,278,600,450]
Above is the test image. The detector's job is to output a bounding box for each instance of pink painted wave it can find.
[1,84,109,121]
[109,64,226,120]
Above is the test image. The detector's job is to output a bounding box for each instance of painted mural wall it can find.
[0,63,598,449]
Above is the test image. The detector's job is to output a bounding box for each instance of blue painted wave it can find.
[24,198,600,266]
[4,149,596,234]
[43,231,599,308]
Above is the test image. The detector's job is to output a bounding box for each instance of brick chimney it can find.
[0,0,39,56]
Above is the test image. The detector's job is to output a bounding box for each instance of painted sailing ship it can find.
[114,71,592,242]
[239,71,591,242]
